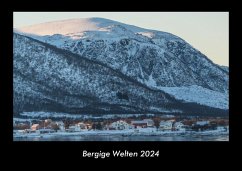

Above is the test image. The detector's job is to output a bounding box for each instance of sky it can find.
[13,12,229,66]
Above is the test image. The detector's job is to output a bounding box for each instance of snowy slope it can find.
[159,85,228,109]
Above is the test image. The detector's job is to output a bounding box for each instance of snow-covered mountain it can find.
[14,18,229,114]
[14,33,228,116]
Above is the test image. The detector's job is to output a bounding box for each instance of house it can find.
[55,121,65,131]
[173,122,185,131]
[66,122,90,132]
[143,119,154,127]
[67,125,81,132]
[85,123,92,130]
[77,122,87,129]
[31,124,40,131]
[17,130,26,134]
[110,120,132,130]
[159,121,173,131]
[192,121,210,131]
[42,119,52,127]
[131,121,147,128]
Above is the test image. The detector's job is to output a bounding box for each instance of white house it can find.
[143,119,154,127]
[110,120,132,130]
[159,121,173,130]
[67,125,81,132]
[173,122,185,131]
[55,121,65,131]
[66,122,90,132]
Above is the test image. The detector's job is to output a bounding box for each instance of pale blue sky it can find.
[13,12,229,66]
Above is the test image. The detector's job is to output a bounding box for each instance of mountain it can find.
[13,33,228,116]
[14,18,229,115]
[16,18,228,93]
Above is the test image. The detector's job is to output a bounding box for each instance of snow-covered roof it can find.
[131,121,147,124]
[159,121,173,126]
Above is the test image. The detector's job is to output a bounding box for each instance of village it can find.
[13,114,229,138]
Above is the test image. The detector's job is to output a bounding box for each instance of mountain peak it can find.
[15,17,145,36]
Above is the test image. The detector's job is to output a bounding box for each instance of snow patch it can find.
[138,32,155,38]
